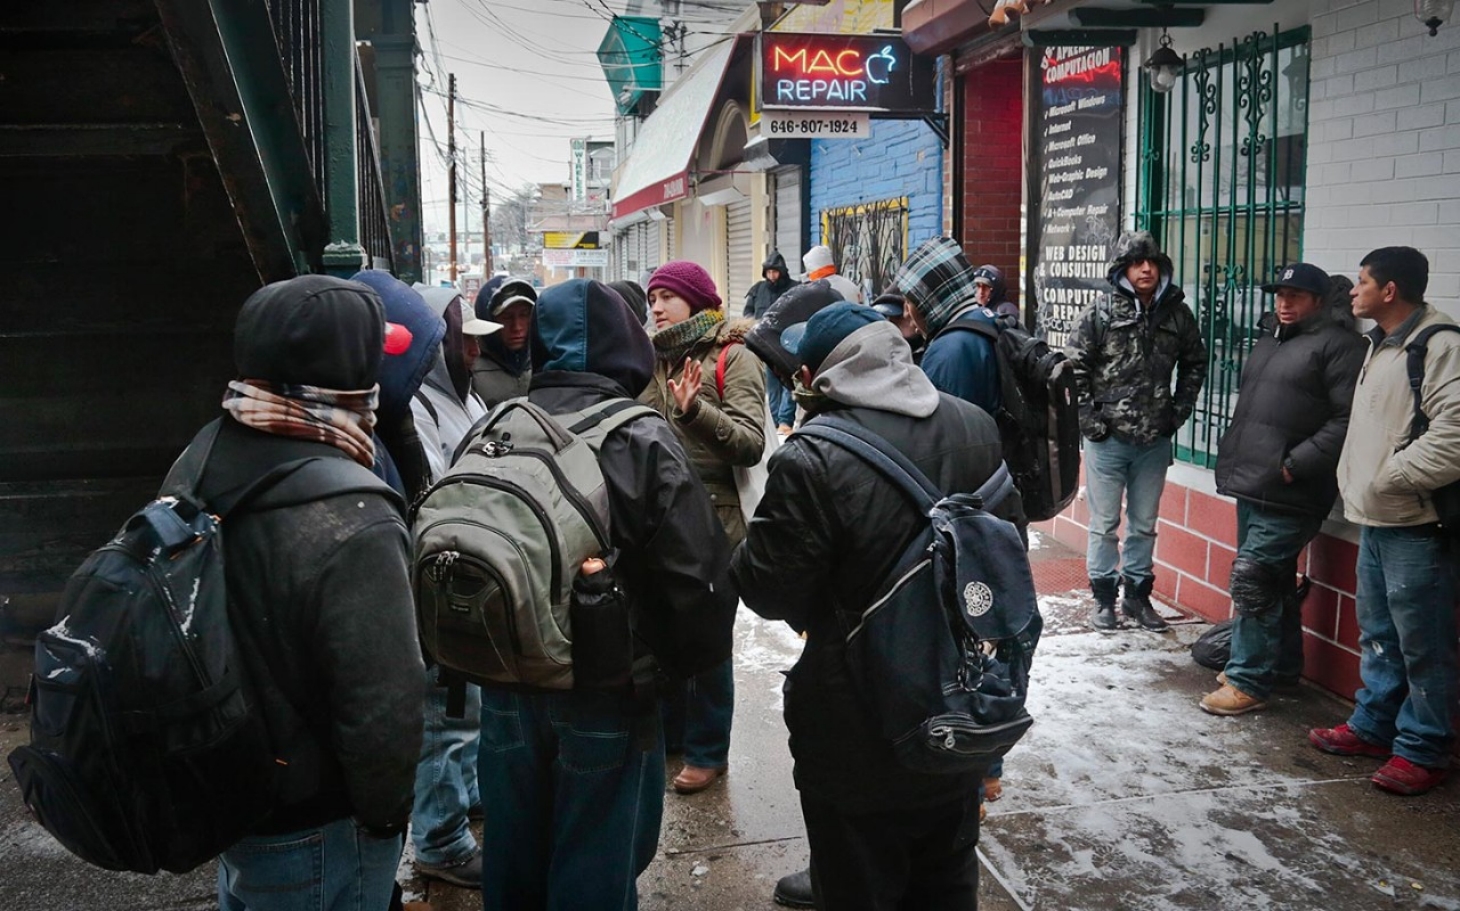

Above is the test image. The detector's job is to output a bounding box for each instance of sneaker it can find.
[773,869,815,908]
[1308,723,1390,758]
[1371,756,1449,796]
[415,850,483,889]
[1199,683,1268,716]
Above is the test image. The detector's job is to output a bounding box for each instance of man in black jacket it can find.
[733,301,1022,911]
[478,278,738,911]
[746,252,802,432]
[198,276,425,911]
[1201,263,1365,716]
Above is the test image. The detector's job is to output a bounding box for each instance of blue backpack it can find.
[795,417,1042,774]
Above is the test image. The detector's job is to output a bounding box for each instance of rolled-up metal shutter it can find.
[642,220,661,281]
[725,196,753,318]
[773,167,804,277]
[665,216,676,262]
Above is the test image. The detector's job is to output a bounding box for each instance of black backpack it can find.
[1403,324,1460,535]
[7,422,398,874]
[938,312,1081,522]
[796,417,1042,774]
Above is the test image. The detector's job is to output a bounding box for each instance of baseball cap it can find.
[972,266,997,287]
[1261,263,1330,297]
[458,300,501,337]
[487,279,538,317]
[784,301,885,373]
[870,291,906,319]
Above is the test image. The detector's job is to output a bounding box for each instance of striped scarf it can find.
[222,380,378,468]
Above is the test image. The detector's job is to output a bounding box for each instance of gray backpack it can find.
[412,397,656,689]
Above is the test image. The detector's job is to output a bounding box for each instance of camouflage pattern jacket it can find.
[1065,279,1208,447]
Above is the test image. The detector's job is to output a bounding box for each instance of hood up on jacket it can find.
[608,279,649,327]
[762,251,795,293]
[416,285,474,402]
[350,271,444,422]
[476,278,535,378]
[532,278,655,398]
[1107,231,1176,303]
[235,275,384,391]
[744,279,844,384]
[805,319,939,419]
[892,236,983,337]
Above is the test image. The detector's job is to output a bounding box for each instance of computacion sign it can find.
[758,33,935,113]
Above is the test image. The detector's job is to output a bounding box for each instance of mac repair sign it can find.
[758,33,936,114]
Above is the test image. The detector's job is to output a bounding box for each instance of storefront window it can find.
[1136,27,1310,468]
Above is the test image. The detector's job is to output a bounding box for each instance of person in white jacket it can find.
[1310,246,1460,798]
[803,245,863,305]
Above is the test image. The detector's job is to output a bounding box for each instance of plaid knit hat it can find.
[647,260,722,313]
[892,237,982,336]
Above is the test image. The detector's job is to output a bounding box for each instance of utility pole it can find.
[447,72,458,283]
[481,132,493,275]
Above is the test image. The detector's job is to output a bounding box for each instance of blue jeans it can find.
[768,367,796,427]
[411,667,481,866]
[1225,501,1323,699]
[1083,436,1173,584]
[478,687,665,911]
[218,818,402,911]
[659,659,734,769]
[1348,524,1459,768]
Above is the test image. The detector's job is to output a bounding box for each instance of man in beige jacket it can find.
[1309,246,1459,797]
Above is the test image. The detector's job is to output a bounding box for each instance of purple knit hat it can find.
[647,260,722,313]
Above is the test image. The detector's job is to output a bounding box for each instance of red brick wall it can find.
[1041,470,1365,701]
[959,57,1023,305]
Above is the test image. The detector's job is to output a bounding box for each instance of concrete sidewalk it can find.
[1,528,1456,910]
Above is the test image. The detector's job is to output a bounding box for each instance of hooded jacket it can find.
[1337,304,1460,527]
[893,238,1001,414]
[1214,308,1365,516]
[640,317,767,545]
[1063,232,1208,446]
[732,319,1023,813]
[194,276,424,836]
[351,271,444,499]
[472,278,534,407]
[412,287,489,479]
[743,252,799,319]
[530,279,738,679]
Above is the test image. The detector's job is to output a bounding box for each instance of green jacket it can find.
[640,318,767,545]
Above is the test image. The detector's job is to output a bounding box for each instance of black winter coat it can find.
[743,252,798,319]
[1215,311,1365,517]
[730,395,1021,813]
[529,370,738,679]
[191,418,425,836]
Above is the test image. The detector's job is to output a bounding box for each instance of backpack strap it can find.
[934,311,1002,345]
[565,399,659,445]
[1404,324,1460,442]
[715,341,742,400]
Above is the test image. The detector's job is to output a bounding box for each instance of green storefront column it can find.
[373,26,422,284]
[320,0,366,276]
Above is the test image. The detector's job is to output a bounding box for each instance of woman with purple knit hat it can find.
[640,260,768,795]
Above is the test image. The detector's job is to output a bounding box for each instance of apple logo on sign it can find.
[866,45,897,85]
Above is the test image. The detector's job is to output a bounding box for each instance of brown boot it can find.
[672,764,727,794]
[1200,683,1267,716]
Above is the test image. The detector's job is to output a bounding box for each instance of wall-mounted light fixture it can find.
[1143,30,1183,94]
[1416,0,1452,34]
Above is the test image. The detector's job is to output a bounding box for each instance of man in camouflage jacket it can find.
[1064,231,1207,632]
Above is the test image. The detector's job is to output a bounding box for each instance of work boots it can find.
[1090,577,1119,631]
[1120,576,1169,631]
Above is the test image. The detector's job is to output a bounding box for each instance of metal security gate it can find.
[1136,26,1310,468]
[725,197,753,317]
[773,167,803,276]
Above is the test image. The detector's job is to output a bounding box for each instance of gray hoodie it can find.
[804,320,939,418]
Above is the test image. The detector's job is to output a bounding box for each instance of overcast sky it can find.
[414,0,625,236]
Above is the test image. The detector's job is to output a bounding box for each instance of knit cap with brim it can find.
[647,260,722,313]
[892,236,982,336]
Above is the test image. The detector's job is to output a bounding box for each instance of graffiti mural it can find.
[820,196,908,299]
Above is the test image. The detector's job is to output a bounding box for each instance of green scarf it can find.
[651,309,724,365]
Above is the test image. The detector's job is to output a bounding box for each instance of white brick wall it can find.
[1306,0,1460,310]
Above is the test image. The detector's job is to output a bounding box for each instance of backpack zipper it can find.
[510,447,610,548]
[417,475,563,601]
[416,550,523,656]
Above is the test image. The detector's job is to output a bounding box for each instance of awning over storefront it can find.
[610,39,741,221]
[902,0,993,56]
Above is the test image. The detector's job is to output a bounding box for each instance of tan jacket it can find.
[1337,304,1460,527]
[641,318,767,544]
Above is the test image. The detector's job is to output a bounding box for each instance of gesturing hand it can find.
[669,357,703,415]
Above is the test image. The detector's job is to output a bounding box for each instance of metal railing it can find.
[266,0,327,200]
[356,57,395,271]
[1136,27,1311,468]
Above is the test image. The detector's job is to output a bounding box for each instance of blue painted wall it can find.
[808,118,943,253]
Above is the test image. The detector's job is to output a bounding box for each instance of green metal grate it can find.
[1136,26,1311,468]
